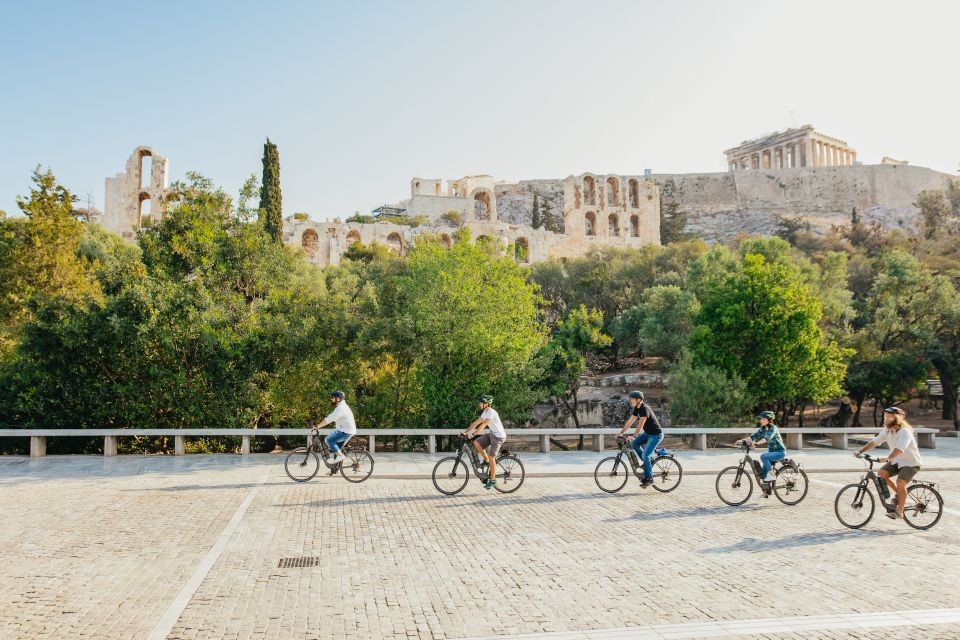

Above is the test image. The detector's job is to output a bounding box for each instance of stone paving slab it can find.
[0,454,956,639]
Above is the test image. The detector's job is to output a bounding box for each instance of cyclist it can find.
[736,410,786,485]
[463,394,505,490]
[314,390,356,465]
[854,406,922,521]
[618,391,662,488]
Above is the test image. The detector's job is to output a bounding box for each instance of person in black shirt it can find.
[617,391,663,488]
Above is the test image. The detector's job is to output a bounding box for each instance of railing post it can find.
[831,433,846,449]
[786,432,803,450]
[691,433,707,451]
[592,434,603,452]
[917,431,936,450]
[104,435,117,457]
[539,434,549,453]
[30,435,46,458]
[174,435,185,456]
[241,435,251,455]
[368,435,375,452]
[426,434,436,454]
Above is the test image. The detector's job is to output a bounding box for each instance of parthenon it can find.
[725,125,857,171]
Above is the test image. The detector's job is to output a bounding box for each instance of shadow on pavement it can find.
[701,528,904,554]
[605,503,763,523]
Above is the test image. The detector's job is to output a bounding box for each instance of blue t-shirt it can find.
[751,424,785,452]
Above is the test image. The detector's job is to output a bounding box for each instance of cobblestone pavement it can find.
[0,457,957,639]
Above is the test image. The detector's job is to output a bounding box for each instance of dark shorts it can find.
[476,433,505,457]
[880,462,920,482]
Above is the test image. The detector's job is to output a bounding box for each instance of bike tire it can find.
[432,457,469,495]
[650,456,682,493]
[284,447,321,482]
[715,466,753,506]
[903,484,943,530]
[493,455,525,494]
[834,483,874,529]
[773,466,809,505]
[594,456,630,494]
[340,449,374,483]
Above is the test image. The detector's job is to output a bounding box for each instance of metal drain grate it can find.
[277,556,322,568]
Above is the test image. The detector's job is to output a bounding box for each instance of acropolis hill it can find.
[100,126,957,264]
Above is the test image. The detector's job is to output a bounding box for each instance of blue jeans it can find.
[760,450,785,477]
[326,430,351,455]
[630,433,664,480]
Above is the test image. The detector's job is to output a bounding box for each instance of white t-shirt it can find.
[481,407,506,439]
[871,426,922,468]
[324,401,357,435]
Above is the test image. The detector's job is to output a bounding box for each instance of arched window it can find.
[584,211,596,236]
[583,176,596,206]
[608,214,619,237]
[138,193,151,223]
[346,230,361,246]
[386,232,403,255]
[514,237,530,263]
[140,150,153,190]
[629,179,639,208]
[302,229,320,255]
[630,215,639,237]
[473,191,491,220]
[606,177,620,207]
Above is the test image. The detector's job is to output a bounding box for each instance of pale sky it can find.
[1,0,957,220]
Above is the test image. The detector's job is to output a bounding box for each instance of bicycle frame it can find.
[453,435,492,476]
[308,429,362,472]
[613,437,667,477]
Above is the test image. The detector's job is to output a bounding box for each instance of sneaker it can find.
[885,511,902,520]
[326,455,339,465]
[763,474,776,483]
[884,497,899,512]
[640,478,653,488]
[484,479,497,490]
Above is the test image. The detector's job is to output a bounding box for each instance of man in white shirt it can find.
[854,406,922,521]
[315,390,357,465]
[463,394,506,490]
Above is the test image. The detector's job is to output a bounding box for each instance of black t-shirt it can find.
[632,403,662,435]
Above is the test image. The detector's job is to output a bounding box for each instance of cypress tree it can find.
[531,193,542,229]
[259,138,283,242]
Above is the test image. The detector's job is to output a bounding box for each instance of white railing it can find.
[0,426,938,458]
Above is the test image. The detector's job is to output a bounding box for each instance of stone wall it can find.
[494,179,565,230]
[652,164,956,243]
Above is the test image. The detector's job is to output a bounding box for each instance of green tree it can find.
[667,350,754,428]
[615,285,699,360]
[540,197,559,232]
[531,193,542,229]
[915,189,951,239]
[259,138,283,242]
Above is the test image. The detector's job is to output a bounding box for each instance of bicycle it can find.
[715,442,809,506]
[284,428,374,483]
[594,435,682,494]
[834,454,943,530]
[431,434,525,495]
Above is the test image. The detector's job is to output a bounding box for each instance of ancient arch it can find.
[584,211,596,236]
[629,179,639,208]
[301,228,320,256]
[346,230,361,246]
[138,192,151,223]
[608,214,620,237]
[476,234,492,246]
[583,176,596,206]
[472,190,492,221]
[386,232,403,255]
[514,237,530,263]
[606,177,620,207]
[630,215,640,237]
[140,149,153,190]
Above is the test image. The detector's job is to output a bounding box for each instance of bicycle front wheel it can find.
[903,484,943,530]
[284,447,320,482]
[650,456,682,493]
[715,466,752,506]
[340,450,375,483]
[594,456,629,493]
[432,457,469,495]
[834,483,874,529]
[494,455,525,494]
[773,466,809,505]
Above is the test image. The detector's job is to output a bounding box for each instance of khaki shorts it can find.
[476,433,505,457]
[880,462,920,482]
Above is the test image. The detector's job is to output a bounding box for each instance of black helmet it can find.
[628,391,644,401]
[330,390,345,400]
[757,410,776,421]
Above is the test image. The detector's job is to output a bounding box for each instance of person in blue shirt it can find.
[736,410,786,483]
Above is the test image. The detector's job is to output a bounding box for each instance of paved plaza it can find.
[1,445,959,640]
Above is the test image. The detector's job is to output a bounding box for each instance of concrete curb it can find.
[372,467,960,480]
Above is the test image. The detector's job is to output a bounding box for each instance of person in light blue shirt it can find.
[736,410,786,483]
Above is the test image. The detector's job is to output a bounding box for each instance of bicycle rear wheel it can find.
[340,449,374,483]
[773,465,809,505]
[834,483,874,529]
[650,456,682,493]
[903,484,943,530]
[594,456,630,493]
[494,455,525,494]
[284,447,320,482]
[715,466,752,506]
[432,456,469,495]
